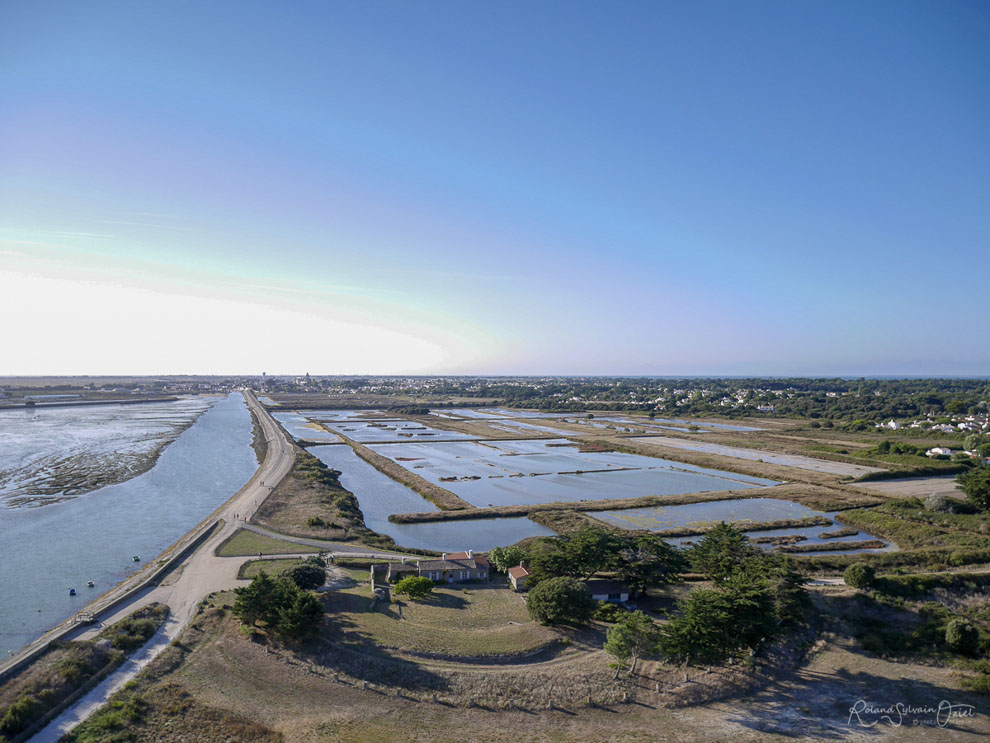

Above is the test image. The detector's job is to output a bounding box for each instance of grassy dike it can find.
[340,434,475,511]
[0,604,169,742]
[61,603,280,743]
[250,448,399,550]
[387,482,878,524]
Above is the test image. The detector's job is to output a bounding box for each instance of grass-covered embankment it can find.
[792,498,990,574]
[835,499,990,550]
[388,488,766,523]
[62,604,280,743]
[215,528,327,557]
[0,604,169,742]
[342,436,474,511]
[251,449,397,549]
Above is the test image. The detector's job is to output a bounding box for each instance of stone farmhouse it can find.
[371,550,489,587]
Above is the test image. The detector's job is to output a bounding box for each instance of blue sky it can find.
[1,1,987,375]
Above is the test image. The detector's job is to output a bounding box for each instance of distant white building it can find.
[926,447,953,458]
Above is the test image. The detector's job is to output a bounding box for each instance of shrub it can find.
[946,618,980,657]
[284,563,325,590]
[526,576,594,626]
[0,694,39,735]
[923,494,955,514]
[110,618,159,651]
[593,600,627,623]
[844,562,876,589]
[393,576,434,600]
[963,673,990,695]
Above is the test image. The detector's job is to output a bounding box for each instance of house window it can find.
[460,571,466,580]
[608,592,621,601]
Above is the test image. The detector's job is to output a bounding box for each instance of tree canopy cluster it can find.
[657,524,810,665]
[232,571,325,642]
[526,576,595,625]
[523,525,687,596]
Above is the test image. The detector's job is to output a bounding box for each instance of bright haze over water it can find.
[1,1,987,376]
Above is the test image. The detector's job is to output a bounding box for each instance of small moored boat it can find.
[132,556,140,562]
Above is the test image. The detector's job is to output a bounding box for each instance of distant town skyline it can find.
[2,1,988,376]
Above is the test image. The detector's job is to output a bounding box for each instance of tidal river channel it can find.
[0,393,257,658]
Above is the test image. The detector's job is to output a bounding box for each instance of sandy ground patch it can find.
[860,476,964,500]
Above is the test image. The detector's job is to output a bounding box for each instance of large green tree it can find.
[232,572,324,642]
[604,611,660,677]
[616,534,686,597]
[687,523,758,584]
[526,576,594,626]
[658,550,808,665]
[276,590,325,641]
[528,526,625,584]
[488,545,527,573]
[958,467,990,512]
[232,571,281,627]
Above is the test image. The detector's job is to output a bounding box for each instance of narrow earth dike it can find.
[387,487,776,523]
[338,434,475,511]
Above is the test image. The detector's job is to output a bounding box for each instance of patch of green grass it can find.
[215,528,328,557]
[237,557,306,580]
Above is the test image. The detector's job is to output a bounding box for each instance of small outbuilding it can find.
[507,562,530,591]
[586,580,630,604]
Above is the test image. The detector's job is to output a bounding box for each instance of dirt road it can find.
[29,389,297,742]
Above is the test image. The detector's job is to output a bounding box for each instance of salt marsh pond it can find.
[271,411,342,442]
[592,498,892,554]
[369,438,777,508]
[321,419,475,442]
[0,397,213,508]
[308,444,553,551]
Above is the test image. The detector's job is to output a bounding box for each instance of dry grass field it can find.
[324,571,557,657]
[67,585,989,743]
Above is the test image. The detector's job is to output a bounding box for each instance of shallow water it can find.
[0,397,213,507]
[0,393,257,658]
[297,409,390,421]
[308,445,553,551]
[591,498,892,554]
[271,411,342,442]
[321,419,475,442]
[368,438,776,508]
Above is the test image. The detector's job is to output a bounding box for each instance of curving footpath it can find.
[27,390,297,742]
